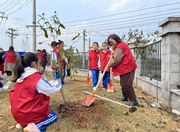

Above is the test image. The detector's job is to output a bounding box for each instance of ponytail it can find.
[12,52,39,82]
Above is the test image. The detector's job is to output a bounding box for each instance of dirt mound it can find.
[59,100,109,129]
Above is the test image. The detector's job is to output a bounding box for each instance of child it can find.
[51,41,68,84]
[4,46,19,80]
[89,42,100,89]
[58,40,67,84]
[0,48,5,80]
[9,52,61,132]
[42,49,48,75]
[98,42,111,90]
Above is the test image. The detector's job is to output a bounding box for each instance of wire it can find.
[63,1,180,24]
[7,0,32,16]
[0,19,7,34]
[65,10,180,29]
[76,0,110,19]
[5,0,22,13]
[66,8,180,27]
[65,0,97,21]
[0,0,9,6]
[0,0,15,11]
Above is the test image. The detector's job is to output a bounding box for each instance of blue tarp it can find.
[3,51,26,61]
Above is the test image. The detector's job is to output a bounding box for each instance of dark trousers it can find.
[6,71,12,76]
[120,70,136,101]
[67,68,71,76]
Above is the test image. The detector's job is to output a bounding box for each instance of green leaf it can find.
[56,28,61,36]
[38,42,43,44]
[60,23,65,29]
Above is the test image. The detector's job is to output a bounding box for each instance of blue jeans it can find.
[91,70,99,87]
[35,110,58,131]
[102,72,110,89]
[53,65,66,85]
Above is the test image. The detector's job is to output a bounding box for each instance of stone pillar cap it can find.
[158,17,180,27]
[158,17,180,37]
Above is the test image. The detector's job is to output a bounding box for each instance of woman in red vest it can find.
[89,42,100,89]
[98,42,111,90]
[105,34,139,106]
[4,46,19,80]
[10,52,61,131]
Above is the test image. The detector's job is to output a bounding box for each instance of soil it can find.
[59,100,109,129]
[1,72,180,132]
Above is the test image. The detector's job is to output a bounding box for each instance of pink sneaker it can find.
[23,123,40,132]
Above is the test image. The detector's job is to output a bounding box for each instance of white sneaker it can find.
[23,123,40,132]
[16,123,23,129]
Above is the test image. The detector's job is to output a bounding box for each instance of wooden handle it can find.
[94,52,113,91]
[110,68,112,80]
[88,38,90,72]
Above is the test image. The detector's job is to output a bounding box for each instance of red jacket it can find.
[89,50,100,70]
[100,50,111,72]
[112,41,137,76]
[9,73,50,127]
[4,51,16,63]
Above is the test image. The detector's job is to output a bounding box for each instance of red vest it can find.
[51,47,65,70]
[100,50,111,72]
[89,50,100,70]
[4,51,16,63]
[112,41,137,76]
[9,73,50,127]
[38,53,45,61]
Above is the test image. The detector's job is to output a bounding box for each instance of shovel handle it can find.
[88,38,90,72]
[93,50,113,92]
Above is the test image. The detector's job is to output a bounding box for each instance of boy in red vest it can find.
[10,52,61,132]
[106,34,139,106]
[98,42,111,90]
[89,42,100,89]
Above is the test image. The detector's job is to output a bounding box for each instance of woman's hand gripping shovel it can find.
[81,52,113,107]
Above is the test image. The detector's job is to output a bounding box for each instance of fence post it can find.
[159,17,180,107]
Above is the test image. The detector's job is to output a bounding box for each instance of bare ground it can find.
[0,72,180,132]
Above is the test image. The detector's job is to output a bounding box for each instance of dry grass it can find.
[0,72,180,132]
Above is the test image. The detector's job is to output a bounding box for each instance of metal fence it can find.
[141,40,161,80]
[73,52,88,69]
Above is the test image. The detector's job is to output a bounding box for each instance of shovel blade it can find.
[86,75,90,85]
[107,83,111,92]
[81,96,96,107]
[110,83,114,92]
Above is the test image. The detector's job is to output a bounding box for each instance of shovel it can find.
[86,38,91,87]
[107,68,114,92]
[81,53,113,107]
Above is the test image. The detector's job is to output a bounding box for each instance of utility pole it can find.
[33,0,36,53]
[83,29,87,69]
[26,0,39,53]
[6,28,18,46]
[0,12,8,24]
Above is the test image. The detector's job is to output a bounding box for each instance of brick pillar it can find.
[159,17,180,106]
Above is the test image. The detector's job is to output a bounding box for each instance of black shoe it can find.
[0,77,4,80]
[129,100,139,106]
[117,97,128,102]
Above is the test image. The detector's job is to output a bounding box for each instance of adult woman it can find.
[4,46,19,80]
[105,34,139,106]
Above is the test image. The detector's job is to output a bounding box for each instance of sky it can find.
[0,0,180,53]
